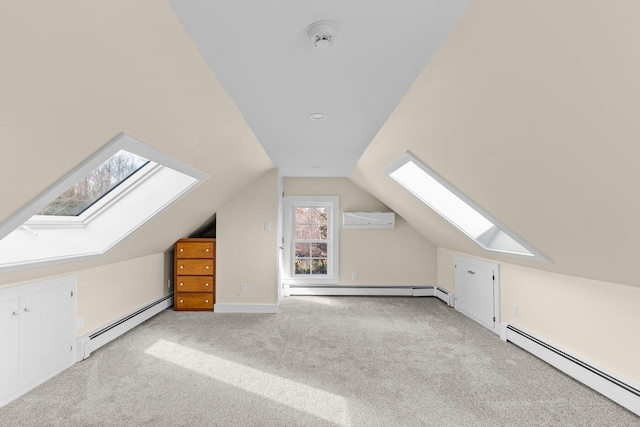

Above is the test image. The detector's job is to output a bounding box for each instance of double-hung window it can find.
[283,196,339,285]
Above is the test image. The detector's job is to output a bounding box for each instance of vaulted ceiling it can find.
[168,0,470,177]
[1,1,639,288]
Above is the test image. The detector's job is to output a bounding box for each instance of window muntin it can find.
[39,150,149,216]
[386,152,549,262]
[294,207,329,275]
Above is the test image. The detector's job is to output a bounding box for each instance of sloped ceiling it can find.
[350,0,640,287]
[168,0,470,177]
[0,1,273,285]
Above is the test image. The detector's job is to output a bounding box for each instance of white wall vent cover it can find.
[343,212,395,230]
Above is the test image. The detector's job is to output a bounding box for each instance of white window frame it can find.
[0,133,208,272]
[282,196,339,285]
[385,151,550,263]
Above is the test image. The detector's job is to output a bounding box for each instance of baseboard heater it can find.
[435,286,454,307]
[503,324,640,416]
[285,285,436,297]
[76,293,173,362]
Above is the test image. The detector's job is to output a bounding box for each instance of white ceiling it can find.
[169,0,470,177]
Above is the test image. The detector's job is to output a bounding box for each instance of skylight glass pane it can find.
[390,162,494,238]
[39,150,148,216]
[387,153,549,262]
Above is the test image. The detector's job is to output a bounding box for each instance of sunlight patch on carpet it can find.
[145,339,351,426]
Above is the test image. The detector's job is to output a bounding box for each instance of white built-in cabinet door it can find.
[0,297,20,400]
[454,256,497,331]
[0,275,76,408]
[19,284,75,388]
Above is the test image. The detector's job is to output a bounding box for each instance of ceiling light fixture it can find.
[307,21,338,48]
[309,113,326,120]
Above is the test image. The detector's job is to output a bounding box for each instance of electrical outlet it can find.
[240,283,247,292]
[77,315,85,330]
[264,222,271,231]
[512,305,519,318]
[351,273,358,281]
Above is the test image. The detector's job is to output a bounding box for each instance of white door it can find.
[0,297,20,401]
[454,256,498,332]
[19,283,74,388]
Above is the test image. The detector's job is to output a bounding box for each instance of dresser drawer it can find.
[175,293,214,311]
[176,259,214,275]
[176,241,214,259]
[175,276,214,292]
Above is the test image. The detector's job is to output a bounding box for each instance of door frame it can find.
[454,255,501,335]
[276,174,284,305]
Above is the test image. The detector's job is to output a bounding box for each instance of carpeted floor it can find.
[0,296,638,426]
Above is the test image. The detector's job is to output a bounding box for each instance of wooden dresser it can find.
[174,238,215,311]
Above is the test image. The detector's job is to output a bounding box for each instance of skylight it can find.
[0,133,208,272]
[39,150,149,216]
[386,152,549,262]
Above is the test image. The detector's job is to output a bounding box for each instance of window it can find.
[39,150,149,216]
[386,151,549,262]
[283,196,339,285]
[0,133,208,272]
[294,207,329,275]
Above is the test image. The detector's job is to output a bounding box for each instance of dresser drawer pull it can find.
[180,248,184,252]
[205,300,209,303]
[180,266,184,269]
[179,299,184,303]
[12,311,20,316]
[206,283,209,287]
[205,266,210,269]
[180,283,183,286]
[206,248,210,252]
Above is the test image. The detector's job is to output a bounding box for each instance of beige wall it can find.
[285,178,437,285]
[350,0,640,288]
[438,247,640,385]
[216,169,279,305]
[0,1,273,287]
[75,253,168,337]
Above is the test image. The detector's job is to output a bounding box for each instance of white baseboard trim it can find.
[503,324,640,416]
[76,293,173,362]
[214,303,279,313]
[284,285,435,297]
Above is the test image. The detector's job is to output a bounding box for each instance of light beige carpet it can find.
[0,296,637,426]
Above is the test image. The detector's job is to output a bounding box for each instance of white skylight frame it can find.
[0,133,209,272]
[385,151,550,263]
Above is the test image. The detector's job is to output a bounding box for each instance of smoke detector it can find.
[307,21,338,48]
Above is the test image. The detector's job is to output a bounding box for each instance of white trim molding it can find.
[503,324,640,416]
[213,303,279,314]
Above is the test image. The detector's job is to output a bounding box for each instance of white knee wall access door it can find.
[454,255,500,334]
[0,275,76,407]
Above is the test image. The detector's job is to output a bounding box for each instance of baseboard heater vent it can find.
[285,285,435,297]
[504,324,640,416]
[435,287,454,307]
[76,293,173,362]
